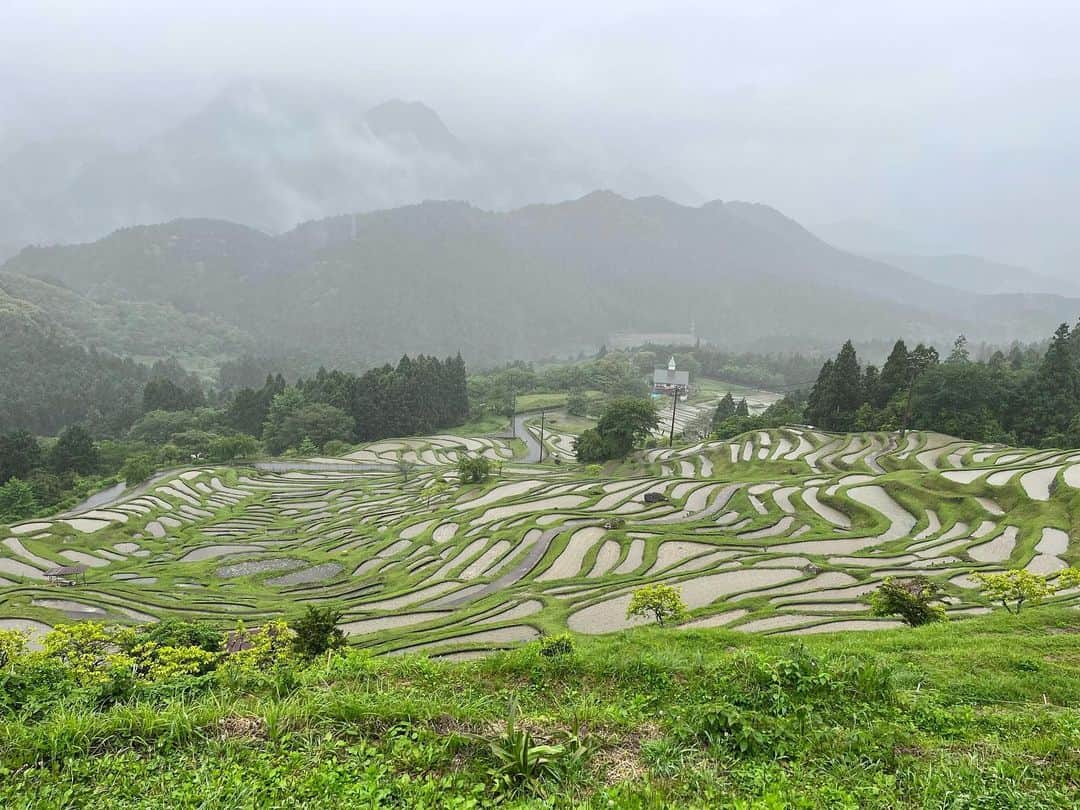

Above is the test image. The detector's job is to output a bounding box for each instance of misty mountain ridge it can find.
[3,191,1076,374]
[0,81,647,251]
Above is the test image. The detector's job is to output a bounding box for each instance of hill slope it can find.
[4,192,1078,368]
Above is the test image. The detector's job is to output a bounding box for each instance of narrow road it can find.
[512,414,544,463]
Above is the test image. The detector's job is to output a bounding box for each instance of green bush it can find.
[538,633,575,658]
[869,576,947,626]
[290,605,346,660]
[457,454,491,484]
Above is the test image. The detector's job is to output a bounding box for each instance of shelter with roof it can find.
[653,356,689,396]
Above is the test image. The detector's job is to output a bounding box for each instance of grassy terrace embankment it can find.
[3,608,1078,808]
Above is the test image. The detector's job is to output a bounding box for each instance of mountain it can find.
[0,82,631,251]
[872,253,1080,298]
[4,192,1077,371]
[0,268,253,376]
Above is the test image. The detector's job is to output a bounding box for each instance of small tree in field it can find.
[869,576,946,626]
[290,605,346,659]
[457,454,491,484]
[975,568,1080,614]
[626,584,686,627]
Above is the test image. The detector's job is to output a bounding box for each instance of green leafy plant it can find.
[486,700,592,797]
[538,633,575,658]
[974,570,1054,614]
[869,576,947,626]
[626,583,687,627]
[290,605,346,660]
[457,454,491,483]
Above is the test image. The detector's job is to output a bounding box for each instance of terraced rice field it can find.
[2,428,1078,659]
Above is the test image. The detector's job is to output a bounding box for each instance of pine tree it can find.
[711,393,736,430]
[877,339,910,407]
[735,398,750,417]
[830,340,863,430]
[1033,323,1080,441]
[804,359,835,427]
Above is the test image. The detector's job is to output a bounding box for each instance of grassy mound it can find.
[2,608,1078,808]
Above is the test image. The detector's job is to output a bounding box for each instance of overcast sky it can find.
[3,0,1079,275]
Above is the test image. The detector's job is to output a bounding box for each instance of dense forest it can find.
[0,354,468,523]
[799,322,1080,447]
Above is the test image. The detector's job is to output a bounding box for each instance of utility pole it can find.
[668,391,678,448]
[538,409,546,463]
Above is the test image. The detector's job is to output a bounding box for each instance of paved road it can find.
[512,414,544,463]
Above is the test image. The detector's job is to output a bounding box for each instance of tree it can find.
[573,429,611,463]
[0,478,38,522]
[119,454,155,484]
[946,334,971,364]
[50,425,99,474]
[208,434,261,462]
[734,398,750,417]
[142,378,203,413]
[712,392,737,429]
[458,454,492,484]
[422,480,450,507]
[974,570,1055,614]
[626,583,687,627]
[0,431,42,485]
[829,340,863,430]
[566,391,589,417]
[290,605,346,659]
[593,398,660,458]
[263,388,353,454]
[901,343,940,435]
[869,577,946,626]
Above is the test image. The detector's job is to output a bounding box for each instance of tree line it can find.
[803,323,1080,447]
[0,354,469,523]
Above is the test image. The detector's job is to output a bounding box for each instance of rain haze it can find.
[5,6,1080,802]
[3,0,1080,277]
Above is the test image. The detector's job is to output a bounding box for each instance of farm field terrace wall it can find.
[1,428,1078,657]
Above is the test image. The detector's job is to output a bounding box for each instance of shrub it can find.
[290,605,346,659]
[457,454,491,484]
[626,584,687,627]
[0,629,28,670]
[869,576,947,626]
[566,391,589,417]
[119,453,155,484]
[42,623,136,685]
[129,641,218,681]
[538,633,575,658]
[218,620,296,678]
[0,477,38,522]
[974,569,1050,614]
[135,618,222,653]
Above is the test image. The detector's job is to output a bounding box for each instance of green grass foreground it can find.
[3,608,1079,809]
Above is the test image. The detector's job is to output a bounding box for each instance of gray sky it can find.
[4,0,1080,275]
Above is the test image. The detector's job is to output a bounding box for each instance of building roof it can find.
[653,368,689,386]
[44,566,86,577]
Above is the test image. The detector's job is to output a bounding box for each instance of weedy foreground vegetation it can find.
[1,607,1078,809]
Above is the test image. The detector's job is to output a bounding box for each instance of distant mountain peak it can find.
[363,99,464,156]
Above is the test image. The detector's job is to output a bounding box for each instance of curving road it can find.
[512,414,544,463]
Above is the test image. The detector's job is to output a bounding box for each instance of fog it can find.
[3,0,1079,278]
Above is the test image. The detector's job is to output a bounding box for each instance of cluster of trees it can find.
[803,322,1080,447]
[230,354,469,452]
[574,398,659,462]
[639,344,822,391]
[468,352,646,418]
[709,392,807,440]
[1,353,470,524]
[0,426,102,521]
